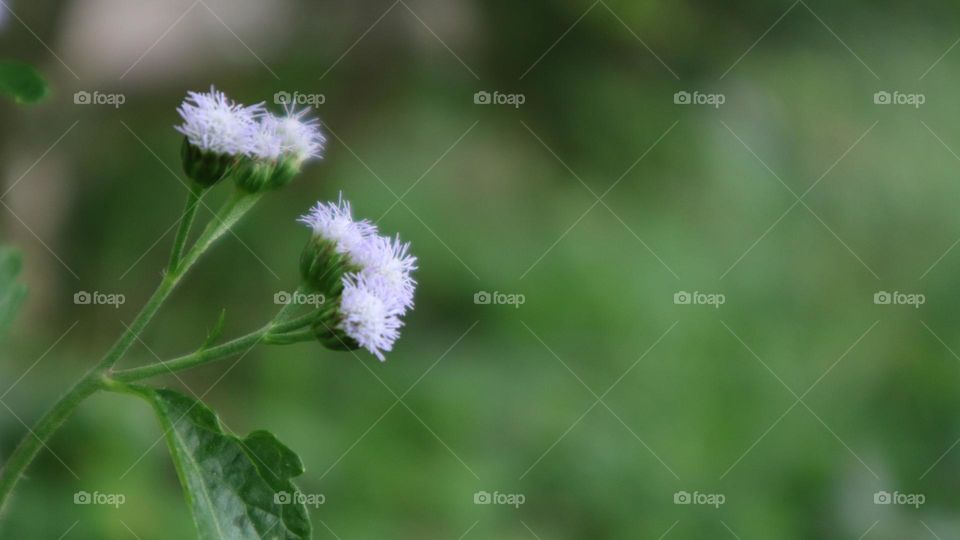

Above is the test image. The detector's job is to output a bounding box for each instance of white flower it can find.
[353,234,417,311]
[175,86,263,156]
[297,195,377,258]
[246,113,284,161]
[338,273,404,361]
[276,106,326,163]
[300,195,417,361]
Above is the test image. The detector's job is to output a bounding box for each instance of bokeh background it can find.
[2,0,960,538]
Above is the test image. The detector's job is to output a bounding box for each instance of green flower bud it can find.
[180,138,235,187]
[312,315,360,352]
[267,156,302,190]
[299,235,358,297]
[233,158,276,193]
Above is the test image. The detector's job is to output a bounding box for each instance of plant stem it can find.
[93,190,259,374]
[113,309,321,383]
[0,375,105,510]
[269,306,327,335]
[167,183,205,273]
[272,283,309,324]
[263,328,316,345]
[0,189,262,513]
[177,190,262,273]
[113,328,269,382]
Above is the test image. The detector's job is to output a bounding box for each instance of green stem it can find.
[168,183,205,273]
[263,328,316,345]
[269,307,326,335]
[0,189,262,513]
[272,283,309,324]
[113,328,270,382]
[113,309,320,383]
[0,375,105,510]
[177,190,262,273]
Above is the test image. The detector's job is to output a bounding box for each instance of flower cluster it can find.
[175,87,414,362]
[298,196,416,361]
[175,86,325,189]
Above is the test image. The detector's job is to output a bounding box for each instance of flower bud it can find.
[297,196,414,361]
[267,156,302,190]
[233,158,275,193]
[299,235,357,296]
[175,86,262,186]
[312,316,360,352]
[180,138,235,187]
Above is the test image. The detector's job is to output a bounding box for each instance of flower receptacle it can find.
[299,236,357,296]
[180,138,234,187]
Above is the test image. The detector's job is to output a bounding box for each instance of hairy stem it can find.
[0,376,105,510]
[113,307,322,383]
[0,189,262,513]
[177,190,262,273]
[167,183,206,273]
[113,328,269,382]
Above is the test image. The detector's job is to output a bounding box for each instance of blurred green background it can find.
[2,0,960,538]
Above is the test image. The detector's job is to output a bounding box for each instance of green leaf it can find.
[200,309,227,350]
[144,388,311,539]
[0,247,27,342]
[0,61,48,104]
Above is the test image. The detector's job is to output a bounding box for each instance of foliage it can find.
[0,61,47,104]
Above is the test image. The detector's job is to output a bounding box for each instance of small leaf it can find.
[201,309,227,349]
[145,388,311,539]
[0,61,48,104]
[0,247,27,342]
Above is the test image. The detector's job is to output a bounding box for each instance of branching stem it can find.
[0,187,271,512]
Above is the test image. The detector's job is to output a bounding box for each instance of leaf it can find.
[0,247,27,342]
[144,388,311,539]
[201,309,227,350]
[0,61,48,104]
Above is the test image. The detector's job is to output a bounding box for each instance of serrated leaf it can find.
[0,247,27,342]
[145,388,311,540]
[0,61,48,104]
